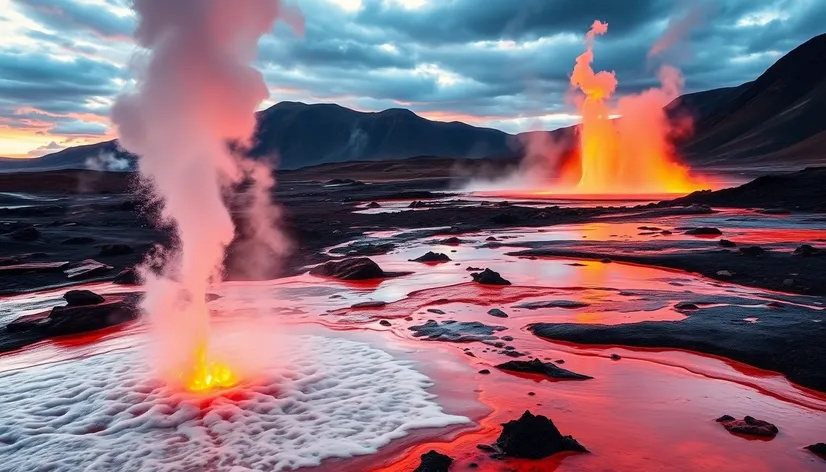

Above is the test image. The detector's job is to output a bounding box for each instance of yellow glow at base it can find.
[182,346,238,392]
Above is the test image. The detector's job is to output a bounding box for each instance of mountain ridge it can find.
[2,32,825,173]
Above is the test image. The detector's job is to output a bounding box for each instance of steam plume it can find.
[111,0,302,388]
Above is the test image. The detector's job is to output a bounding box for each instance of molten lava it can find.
[181,345,238,392]
[556,21,705,195]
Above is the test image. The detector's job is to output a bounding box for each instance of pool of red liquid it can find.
[2,228,826,471]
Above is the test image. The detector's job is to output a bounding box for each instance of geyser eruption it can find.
[112,0,302,391]
[565,20,701,194]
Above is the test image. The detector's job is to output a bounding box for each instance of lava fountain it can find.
[560,20,704,195]
[111,0,302,391]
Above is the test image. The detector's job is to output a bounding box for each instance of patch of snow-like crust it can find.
[0,335,468,471]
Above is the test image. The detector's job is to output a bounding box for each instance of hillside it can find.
[680,33,826,168]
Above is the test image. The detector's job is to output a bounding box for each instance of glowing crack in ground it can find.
[0,335,468,471]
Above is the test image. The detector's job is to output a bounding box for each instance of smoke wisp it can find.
[111,0,302,390]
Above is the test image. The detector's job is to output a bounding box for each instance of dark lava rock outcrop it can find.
[7,293,140,338]
[516,300,589,309]
[471,268,511,285]
[529,299,826,391]
[487,308,508,318]
[309,257,405,280]
[685,227,722,236]
[794,244,824,257]
[113,268,142,285]
[413,450,453,472]
[409,319,506,342]
[496,358,592,380]
[739,246,765,257]
[98,244,134,257]
[8,226,40,241]
[715,415,779,437]
[64,290,105,306]
[807,443,826,460]
[485,410,587,459]
[410,252,451,263]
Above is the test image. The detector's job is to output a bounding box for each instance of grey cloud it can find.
[5,0,826,155]
[12,0,134,39]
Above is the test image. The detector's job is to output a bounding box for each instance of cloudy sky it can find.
[0,0,823,158]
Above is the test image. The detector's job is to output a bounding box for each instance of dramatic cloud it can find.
[1,0,824,156]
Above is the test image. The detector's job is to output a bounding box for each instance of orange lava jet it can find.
[553,20,705,195]
[182,344,238,392]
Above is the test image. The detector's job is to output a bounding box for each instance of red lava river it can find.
[1,222,825,471]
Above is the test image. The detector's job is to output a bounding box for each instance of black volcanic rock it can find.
[794,244,824,257]
[64,290,105,306]
[413,450,453,472]
[409,319,506,342]
[48,295,140,335]
[719,239,736,248]
[410,252,451,263]
[491,411,587,459]
[685,227,722,236]
[113,268,142,285]
[807,443,826,460]
[471,268,511,285]
[309,258,388,280]
[496,359,592,380]
[715,415,779,437]
[98,244,133,257]
[8,226,40,241]
[516,300,589,309]
[739,246,765,257]
[668,167,826,211]
[487,308,508,318]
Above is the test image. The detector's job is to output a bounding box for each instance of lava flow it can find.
[485,20,709,199]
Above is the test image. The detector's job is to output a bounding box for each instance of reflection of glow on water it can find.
[4,219,826,471]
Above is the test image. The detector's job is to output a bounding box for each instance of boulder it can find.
[719,239,737,248]
[491,410,587,459]
[113,268,142,285]
[413,450,453,472]
[487,309,508,318]
[471,268,511,285]
[675,302,699,310]
[807,443,826,460]
[793,244,824,257]
[685,227,722,236]
[8,226,40,241]
[496,358,592,380]
[47,295,141,335]
[410,252,451,263]
[309,257,386,280]
[739,246,765,257]
[715,415,778,437]
[366,201,381,208]
[516,300,589,309]
[98,244,134,257]
[64,290,105,306]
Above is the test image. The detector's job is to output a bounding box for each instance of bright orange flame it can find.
[557,20,705,195]
[181,344,238,392]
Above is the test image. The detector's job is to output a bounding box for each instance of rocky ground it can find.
[1,166,826,396]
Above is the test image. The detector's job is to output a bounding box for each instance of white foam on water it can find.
[0,335,469,471]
